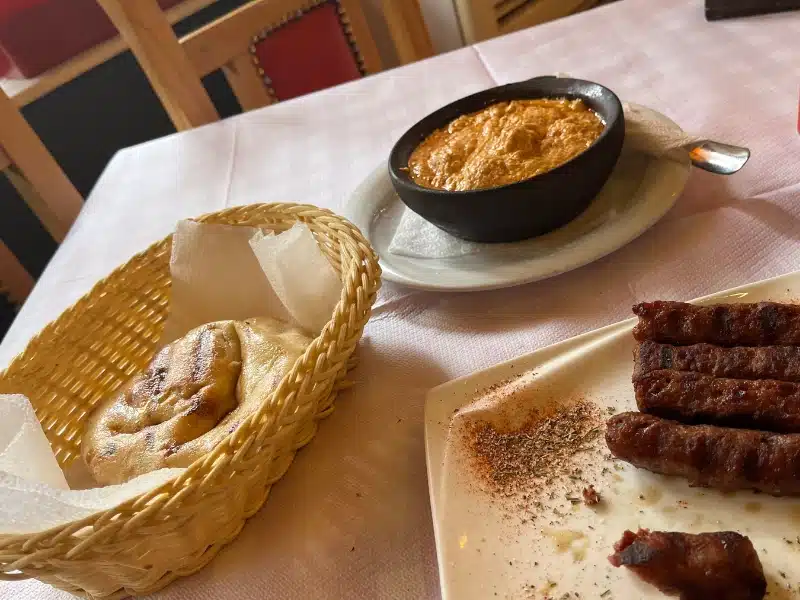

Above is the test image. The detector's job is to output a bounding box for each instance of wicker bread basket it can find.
[0,203,381,599]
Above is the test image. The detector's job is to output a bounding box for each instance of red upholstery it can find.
[252,2,362,102]
[0,0,183,78]
[0,0,49,21]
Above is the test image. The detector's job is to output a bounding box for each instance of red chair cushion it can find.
[252,1,363,102]
[0,0,49,22]
[0,0,183,78]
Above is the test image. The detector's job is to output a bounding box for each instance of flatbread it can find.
[82,317,311,485]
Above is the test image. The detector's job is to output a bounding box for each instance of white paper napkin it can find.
[388,212,483,259]
[161,220,289,342]
[163,220,341,340]
[0,395,69,490]
[250,224,342,335]
[388,102,702,260]
[0,219,343,534]
[623,102,703,158]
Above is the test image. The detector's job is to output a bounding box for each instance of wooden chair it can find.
[0,87,83,305]
[97,0,434,132]
[382,0,435,66]
[0,239,33,308]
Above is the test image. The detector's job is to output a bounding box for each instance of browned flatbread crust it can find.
[82,318,311,485]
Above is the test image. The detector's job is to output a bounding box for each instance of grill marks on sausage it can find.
[617,300,800,494]
[608,300,794,589]
[636,341,800,383]
[609,528,766,600]
[606,412,800,496]
[658,344,673,369]
[630,301,800,446]
[633,301,800,347]
[634,370,800,433]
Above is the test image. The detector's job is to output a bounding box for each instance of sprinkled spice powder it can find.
[463,400,603,501]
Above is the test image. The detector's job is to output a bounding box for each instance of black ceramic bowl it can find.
[388,76,625,243]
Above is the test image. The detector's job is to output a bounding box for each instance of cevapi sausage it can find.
[609,529,766,600]
[605,412,800,496]
[633,369,800,433]
[635,340,800,382]
[633,300,800,346]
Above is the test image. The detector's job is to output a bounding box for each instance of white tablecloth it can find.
[2,0,799,597]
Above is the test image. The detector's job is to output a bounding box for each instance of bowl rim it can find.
[388,76,624,197]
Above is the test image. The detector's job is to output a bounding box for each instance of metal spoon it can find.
[685,140,751,175]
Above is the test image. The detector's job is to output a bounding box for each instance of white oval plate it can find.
[344,107,690,292]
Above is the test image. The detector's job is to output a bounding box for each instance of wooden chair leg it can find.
[0,239,34,305]
[0,89,82,243]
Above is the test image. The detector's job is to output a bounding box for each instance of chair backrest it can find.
[98,0,430,132]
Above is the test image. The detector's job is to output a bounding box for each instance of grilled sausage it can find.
[605,412,800,495]
[635,340,800,382]
[634,369,800,433]
[609,529,766,600]
[633,300,800,346]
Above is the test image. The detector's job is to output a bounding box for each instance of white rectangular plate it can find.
[426,271,800,600]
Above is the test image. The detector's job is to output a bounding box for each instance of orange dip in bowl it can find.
[407,98,605,192]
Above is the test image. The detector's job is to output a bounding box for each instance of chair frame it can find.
[0,90,82,242]
[0,239,33,307]
[97,0,385,131]
[381,0,434,66]
[0,88,82,304]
